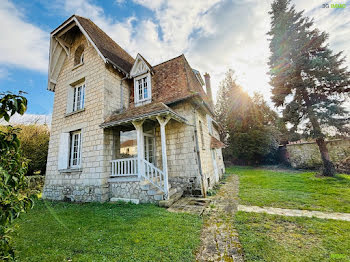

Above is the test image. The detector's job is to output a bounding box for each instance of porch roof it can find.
[100,102,187,128]
[210,136,226,149]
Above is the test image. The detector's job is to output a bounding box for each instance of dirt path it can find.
[195,175,244,262]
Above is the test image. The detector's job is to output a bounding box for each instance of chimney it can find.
[204,73,213,105]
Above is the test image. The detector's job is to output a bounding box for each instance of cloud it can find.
[0,113,52,126]
[0,68,10,79]
[0,0,48,72]
[50,0,350,105]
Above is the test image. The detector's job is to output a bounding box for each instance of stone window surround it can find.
[58,122,87,173]
[66,75,86,115]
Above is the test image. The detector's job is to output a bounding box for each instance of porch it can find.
[101,102,188,201]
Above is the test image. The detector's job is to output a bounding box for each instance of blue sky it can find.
[0,0,349,120]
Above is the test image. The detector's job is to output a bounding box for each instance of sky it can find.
[0,0,349,121]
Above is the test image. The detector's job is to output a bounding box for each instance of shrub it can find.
[16,124,50,176]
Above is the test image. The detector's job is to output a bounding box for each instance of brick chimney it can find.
[204,73,213,105]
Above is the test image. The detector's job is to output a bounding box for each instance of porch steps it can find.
[158,188,184,208]
[140,178,183,204]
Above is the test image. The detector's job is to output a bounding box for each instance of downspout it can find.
[189,104,206,198]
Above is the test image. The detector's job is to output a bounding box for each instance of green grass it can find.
[235,211,350,262]
[11,200,202,262]
[227,166,350,213]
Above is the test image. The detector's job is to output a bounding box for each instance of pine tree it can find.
[268,0,350,176]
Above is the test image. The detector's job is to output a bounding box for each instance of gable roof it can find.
[48,15,134,91]
[129,53,153,77]
[74,16,134,74]
[130,54,214,112]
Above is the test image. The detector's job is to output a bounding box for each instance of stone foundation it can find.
[169,176,202,196]
[43,184,109,202]
[109,178,158,203]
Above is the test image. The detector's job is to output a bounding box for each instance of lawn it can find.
[235,211,350,262]
[227,166,350,213]
[11,200,202,262]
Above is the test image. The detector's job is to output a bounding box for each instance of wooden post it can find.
[132,120,145,178]
[156,115,171,199]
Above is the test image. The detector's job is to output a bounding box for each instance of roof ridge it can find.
[152,54,184,68]
[76,15,135,63]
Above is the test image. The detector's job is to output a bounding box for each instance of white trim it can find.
[69,130,82,168]
[134,72,151,105]
[130,54,151,77]
[72,17,107,64]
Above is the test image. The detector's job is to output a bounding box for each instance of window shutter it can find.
[58,132,70,170]
[66,86,73,113]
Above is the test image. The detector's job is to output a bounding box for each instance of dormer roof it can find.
[130,53,153,77]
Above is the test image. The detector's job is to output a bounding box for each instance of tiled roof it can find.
[75,15,135,74]
[210,136,225,149]
[121,139,136,147]
[100,102,187,128]
[129,54,213,111]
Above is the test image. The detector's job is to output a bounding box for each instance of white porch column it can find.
[132,120,145,178]
[156,115,171,199]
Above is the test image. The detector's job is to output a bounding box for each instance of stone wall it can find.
[155,102,203,195]
[43,30,130,202]
[109,178,156,204]
[285,139,350,170]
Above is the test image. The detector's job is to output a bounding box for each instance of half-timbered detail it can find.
[43,15,225,205]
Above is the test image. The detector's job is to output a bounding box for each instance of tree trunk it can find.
[316,137,335,176]
[301,90,336,176]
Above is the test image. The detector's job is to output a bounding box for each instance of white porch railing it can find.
[111,158,138,176]
[110,158,168,198]
[141,159,167,195]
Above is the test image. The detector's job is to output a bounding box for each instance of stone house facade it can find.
[43,15,225,204]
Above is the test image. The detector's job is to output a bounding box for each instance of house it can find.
[43,15,225,204]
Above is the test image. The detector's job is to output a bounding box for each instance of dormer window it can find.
[134,73,151,105]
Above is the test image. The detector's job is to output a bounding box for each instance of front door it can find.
[144,134,155,164]
[211,149,219,182]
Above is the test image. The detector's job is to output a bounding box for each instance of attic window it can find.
[134,73,151,106]
[74,45,85,66]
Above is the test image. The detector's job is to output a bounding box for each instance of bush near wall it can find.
[27,175,45,193]
[17,124,50,176]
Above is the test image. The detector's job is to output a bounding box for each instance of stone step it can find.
[158,189,184,208]
[147,188,164,196]
[140,179,171,191]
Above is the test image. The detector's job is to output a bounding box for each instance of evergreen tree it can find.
[215,70,281,164]
[268,0,350,176]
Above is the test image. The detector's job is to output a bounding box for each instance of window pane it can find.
[73,88,77,111]
[138,79,143,100]
[143,77,148,99]
[76,86,81,110]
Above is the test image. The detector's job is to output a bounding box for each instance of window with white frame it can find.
[69,130,82,168]
[134,74,151,104]
[72,83,85,112]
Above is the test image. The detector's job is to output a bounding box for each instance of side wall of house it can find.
[196,108,225,192]
[43,32,127,202]
[154,102,203,195]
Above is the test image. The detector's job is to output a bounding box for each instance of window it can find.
[69,130,82,168]
[72,84,85,112]
[199,120,205,150]
[74,45,85,66]
[80,52,84,64]
[134,73,151,105]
